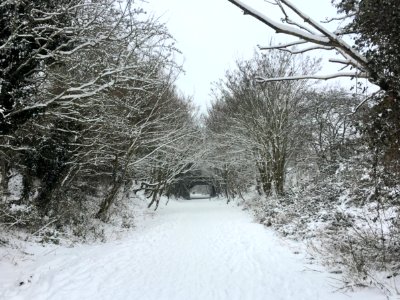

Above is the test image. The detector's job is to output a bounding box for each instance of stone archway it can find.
[188,180,217,199]
[169,170,221,200]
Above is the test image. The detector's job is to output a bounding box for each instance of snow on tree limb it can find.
[256,72,368,82]
[261,44,335,54]
[227,0,371,82]
[227,0,331,45]
[258,39,307,49]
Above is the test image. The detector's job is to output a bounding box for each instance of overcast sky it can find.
[144,0,342,113]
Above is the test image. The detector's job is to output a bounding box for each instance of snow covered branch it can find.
[256,71,368,82]
[227,0,371,83]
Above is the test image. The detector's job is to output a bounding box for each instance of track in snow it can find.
[1,199,384,300]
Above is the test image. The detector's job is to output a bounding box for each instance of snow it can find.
[190,193,211,199]
[7,172,23,201]
[0,199,386,300]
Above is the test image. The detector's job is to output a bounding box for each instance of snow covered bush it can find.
[0,202,41,231]
[246,142,400,293]
[315,201,400,293]
[233,84,400,291]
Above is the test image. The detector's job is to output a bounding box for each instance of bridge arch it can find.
[168,168,221,200]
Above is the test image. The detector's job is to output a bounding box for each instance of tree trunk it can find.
[147,189,158,209]
[258,161,272,196]
[154,187,164,210]
[273,155,286,196]
[0,160,10,200]
[255,177,262,196]
[96,155,124,221]
[96,180,122,221]
[36,164,70,213]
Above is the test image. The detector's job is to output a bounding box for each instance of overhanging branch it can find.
[227,0,372,82]
[256,72,368,82]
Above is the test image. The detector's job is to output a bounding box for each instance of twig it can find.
[348,90,383,115]
[31,219,58,236]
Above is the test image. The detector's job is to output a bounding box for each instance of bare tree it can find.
[207,50,318,196]
[135,91,202,211]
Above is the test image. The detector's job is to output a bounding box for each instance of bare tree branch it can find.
[227,0,372,83]
[258,39,307,50]
[256,71,368,82]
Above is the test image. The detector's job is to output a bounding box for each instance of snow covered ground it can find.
[190,193,211,199]
[0,199,388,300]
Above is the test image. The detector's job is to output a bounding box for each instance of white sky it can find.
[144,0,346,113]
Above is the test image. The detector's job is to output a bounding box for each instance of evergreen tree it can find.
[334,0,400,95]
[333,0,400,179]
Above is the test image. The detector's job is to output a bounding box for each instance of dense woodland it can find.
[1,0,399,292]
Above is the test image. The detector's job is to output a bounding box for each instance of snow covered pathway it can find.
[1,199,384,300]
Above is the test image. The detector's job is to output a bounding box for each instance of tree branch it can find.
[256,72,368,82]
[227,0,371,82]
